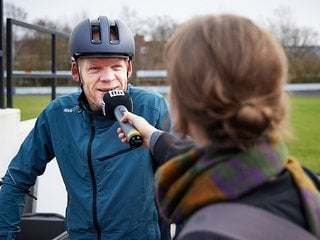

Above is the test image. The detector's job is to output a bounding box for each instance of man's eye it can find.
[113,65,124,71]
[88,67,100,72]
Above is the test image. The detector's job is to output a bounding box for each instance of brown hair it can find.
[164,14,289,148]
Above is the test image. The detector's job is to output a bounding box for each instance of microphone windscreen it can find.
[102,90,133,121]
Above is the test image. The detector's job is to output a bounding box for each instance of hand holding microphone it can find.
[102,90,143,149]
[117,111,158,148]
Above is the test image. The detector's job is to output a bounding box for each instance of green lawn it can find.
[12,95,320,173]
[286,97,320,174]
[13,95,51,121]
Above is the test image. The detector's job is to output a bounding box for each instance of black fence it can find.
[0,3,70,108]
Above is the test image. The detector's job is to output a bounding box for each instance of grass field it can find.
[12,94,320,173]
[13,95,52,120]
[286,97,320,173]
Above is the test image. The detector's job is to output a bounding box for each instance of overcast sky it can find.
[8,0,320,43]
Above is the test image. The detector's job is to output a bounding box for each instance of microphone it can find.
[102,90,143,149]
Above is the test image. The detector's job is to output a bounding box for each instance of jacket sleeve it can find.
[0,111,54,239]
[151,95,195,166]
[151,132,195,166]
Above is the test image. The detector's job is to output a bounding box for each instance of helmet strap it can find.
[75,61,84,89]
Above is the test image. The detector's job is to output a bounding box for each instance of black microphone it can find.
[102,90,143,149]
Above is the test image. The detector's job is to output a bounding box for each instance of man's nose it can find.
[100,68,115,81]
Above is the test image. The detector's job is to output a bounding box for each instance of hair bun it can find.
[223,103,272,140]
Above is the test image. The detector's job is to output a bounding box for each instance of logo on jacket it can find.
[63,108,74,112]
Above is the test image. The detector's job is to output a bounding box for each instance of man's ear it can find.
[127,60,133,78]
[71,61,80,82]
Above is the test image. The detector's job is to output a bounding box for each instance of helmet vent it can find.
[91,20,101,44]
[110,25,119,45]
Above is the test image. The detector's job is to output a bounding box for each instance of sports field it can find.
[12,95,320,173]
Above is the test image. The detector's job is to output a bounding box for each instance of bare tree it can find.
[118,6,145,36]
[5,3,27,21]
[141,15,177,69]
[118,6,178,85]
[266,6,320,83]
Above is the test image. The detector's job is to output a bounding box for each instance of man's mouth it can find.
[98,87,118,93]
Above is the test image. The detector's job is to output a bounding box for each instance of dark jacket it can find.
[151,133,318,240]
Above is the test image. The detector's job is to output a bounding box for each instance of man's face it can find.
[72,57,132,112]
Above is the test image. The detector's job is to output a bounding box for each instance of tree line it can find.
[4,3,320,87]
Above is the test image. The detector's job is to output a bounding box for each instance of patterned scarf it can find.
[154,139,320,238]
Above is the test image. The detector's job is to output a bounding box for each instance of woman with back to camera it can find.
[118,14,320,239]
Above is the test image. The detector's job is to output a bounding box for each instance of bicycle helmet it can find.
[68,16,135,60]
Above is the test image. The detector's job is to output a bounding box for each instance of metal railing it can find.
[2,17,70,108]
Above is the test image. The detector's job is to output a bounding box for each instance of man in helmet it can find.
[0,16,171,240]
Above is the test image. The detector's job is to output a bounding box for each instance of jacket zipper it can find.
[87,115,101,240]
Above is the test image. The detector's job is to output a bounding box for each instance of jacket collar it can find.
[77,91,91,112]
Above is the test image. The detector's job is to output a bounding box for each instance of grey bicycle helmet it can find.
[68,16,135,60]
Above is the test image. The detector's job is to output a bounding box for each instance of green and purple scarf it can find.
[154,139,320,238]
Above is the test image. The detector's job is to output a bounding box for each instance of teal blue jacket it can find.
[0,84,171,240]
